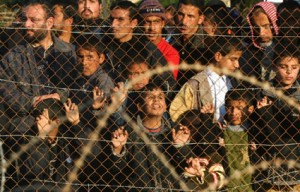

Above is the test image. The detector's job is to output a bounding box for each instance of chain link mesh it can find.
[0,1,299,192]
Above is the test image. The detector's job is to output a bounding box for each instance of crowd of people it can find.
[0,0,299,191]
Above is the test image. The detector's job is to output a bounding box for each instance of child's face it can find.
[77,48,104,77]
[217,50,242,72]
[128,63,150,91]
[226,100,249,125]
[140,88,166,117]
[275,56,299,89]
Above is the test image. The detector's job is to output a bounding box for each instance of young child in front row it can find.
[182,89,256,191]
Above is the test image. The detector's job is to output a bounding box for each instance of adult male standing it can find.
[73,0,108,45]
[103,0,176,90]
[240,2,279,82]
[139,0,180,80]
[0,1,77,135]
[172,0,207,88]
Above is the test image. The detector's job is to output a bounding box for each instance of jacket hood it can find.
[246,2,279,49]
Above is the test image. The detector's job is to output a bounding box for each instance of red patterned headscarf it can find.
[247,2,279,49]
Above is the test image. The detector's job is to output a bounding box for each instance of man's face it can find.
[22,4,52,43]
[216,50,242,72]
[176,4,204,39]
[143,15,165,45]
[53,5,65,35]
[128,63,150,90]
[78,0,101,20]
[77,48,104,76]
[252,12,273,44]
[141,88,167,117]
[226,100,248,125]
[276,56,299,89]
[110,8,137,42]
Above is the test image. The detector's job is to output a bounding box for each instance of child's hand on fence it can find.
[111,82,128,107]
[250,141,257,151]
[64,98,80,125]
[172,124,191,146]
[200,103,214,114]
[112,126,128,154]
[92,87,106,110]
[257,96,272,109]
[184,157,207,178]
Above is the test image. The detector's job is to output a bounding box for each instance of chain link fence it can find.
[0,1,299,191]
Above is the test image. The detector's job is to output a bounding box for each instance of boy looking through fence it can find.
[180,89,256,191]
[252,44,300,191]
[15,98,80,191]
[110,83,193,190]
[170,36,243,122]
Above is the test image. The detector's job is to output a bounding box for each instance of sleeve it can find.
[0,53,35,115]
[169,83,195,122]
[21,139,52,180]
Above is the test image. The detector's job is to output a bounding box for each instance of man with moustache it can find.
[171,0,208,88]
[139,0,180,80]
[0,1,77,136]
[73,0,108,45]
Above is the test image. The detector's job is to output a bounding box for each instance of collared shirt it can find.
[206,69,232,122]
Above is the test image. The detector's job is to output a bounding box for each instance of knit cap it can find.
[139,0,166,20]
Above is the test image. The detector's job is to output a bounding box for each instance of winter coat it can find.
[0,35,78,135]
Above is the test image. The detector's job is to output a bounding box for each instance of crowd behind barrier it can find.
[0,0,299,191]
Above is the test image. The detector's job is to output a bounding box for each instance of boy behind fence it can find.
[170,36,243,123]
[180,89,256,191]
[14,98,80,191]
[110,83,194,191]
[252,43,300,191]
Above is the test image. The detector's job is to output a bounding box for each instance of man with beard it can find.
[0,1,77,153]
[51,1,76,43]
[73,0,109,45]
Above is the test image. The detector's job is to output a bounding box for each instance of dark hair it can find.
[277,1,300,37]
[110,0,138,21]
[136,82,167,106]
[178,0,204,14]
[76,0,102,4]
[24,1,53,18]
[77,38,106,56]
[273,42,300,66]
[51,2,76,20]
[32,98,65,120]
[225,89,255,108]
[206,36,243,63]
[204,5,232,35]
[126,55,150,77]
[178,109,203,133]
